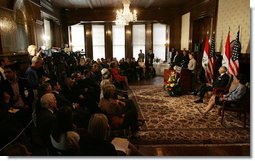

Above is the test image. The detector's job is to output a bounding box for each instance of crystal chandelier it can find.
[115,0,137,25]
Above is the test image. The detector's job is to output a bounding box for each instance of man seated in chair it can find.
[194,66,230,103]
[198,74,247,116]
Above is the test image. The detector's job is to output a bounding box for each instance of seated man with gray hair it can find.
[194,66,230,103]
[36,93,58,152]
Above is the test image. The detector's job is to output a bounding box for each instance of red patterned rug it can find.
[129,85,250,145]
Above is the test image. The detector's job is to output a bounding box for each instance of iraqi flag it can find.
[222,31,231,71]
[202,35,210,82]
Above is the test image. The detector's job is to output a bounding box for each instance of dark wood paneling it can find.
[50,20,62,47]
[188,0,218,50]
[0,7,17,55]
[169,15,181,50]
[105,23,113,59]
[125,25,132,59]
[85,24,92,59]
[192,16,212,69]
[65,7,181,26]
[0,0,14,10]
[145,23,152,53]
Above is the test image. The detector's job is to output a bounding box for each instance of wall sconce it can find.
[86,31,90,35]
[106,30,111,34]
[165,40,169,47]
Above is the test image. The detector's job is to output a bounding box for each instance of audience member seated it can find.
[50,106,80,155]
[50,80,74,109]
[36,93,58,154]
[110,61,129,90]
[100,68,128,100]
[194,66,230,103]
[2,63,34,126]
[99,84,138,135]
[197,74,247,116]
[61,77,80,104]
[75,69,101,114]
[128,57,139,81]
[90,62,102,84]
[0,57,10,80]
[79,113,118,156]
[137,58,146,79]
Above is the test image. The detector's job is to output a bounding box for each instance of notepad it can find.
[111,137,130,155]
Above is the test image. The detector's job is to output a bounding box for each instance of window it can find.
[112,25,125,61]
[43,19,51,49]
[70,25,85,52]
[132,24,145,61]
[153,23,166,61]
[92,25,105,60]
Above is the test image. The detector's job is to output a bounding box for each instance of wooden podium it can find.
[178,69,192,95]
[164,68,192,94]
[164,69,171,83]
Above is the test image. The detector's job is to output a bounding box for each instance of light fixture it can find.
[115,0,137,25]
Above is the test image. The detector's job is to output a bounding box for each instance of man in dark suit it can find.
[2,63,34,126]
[36,93,57,154]
[172,50,182,67]
[194,66,230,103]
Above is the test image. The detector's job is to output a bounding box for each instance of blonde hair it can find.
[40,93,55,109]
[103,84,116,99]
[88,113,109,140]
[27,45,37,56]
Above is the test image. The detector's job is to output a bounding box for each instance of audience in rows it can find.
[0,46,249,156]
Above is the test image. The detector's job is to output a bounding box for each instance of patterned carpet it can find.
[129,85,250,145]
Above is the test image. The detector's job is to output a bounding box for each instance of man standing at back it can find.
[138,49,145,62]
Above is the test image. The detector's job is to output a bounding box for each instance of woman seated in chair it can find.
[198,74,247,116]
[110,61,129,90]
[99,84,139,135]
[100,68,128,100]
[79,113,118,156]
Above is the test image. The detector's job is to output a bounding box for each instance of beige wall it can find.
[216,0,250,53]
[181,12,190,50]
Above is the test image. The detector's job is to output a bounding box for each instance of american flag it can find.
[206,35,215,81]
[229,30,240,76]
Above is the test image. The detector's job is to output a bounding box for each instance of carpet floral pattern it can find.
[129,85,250,145]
